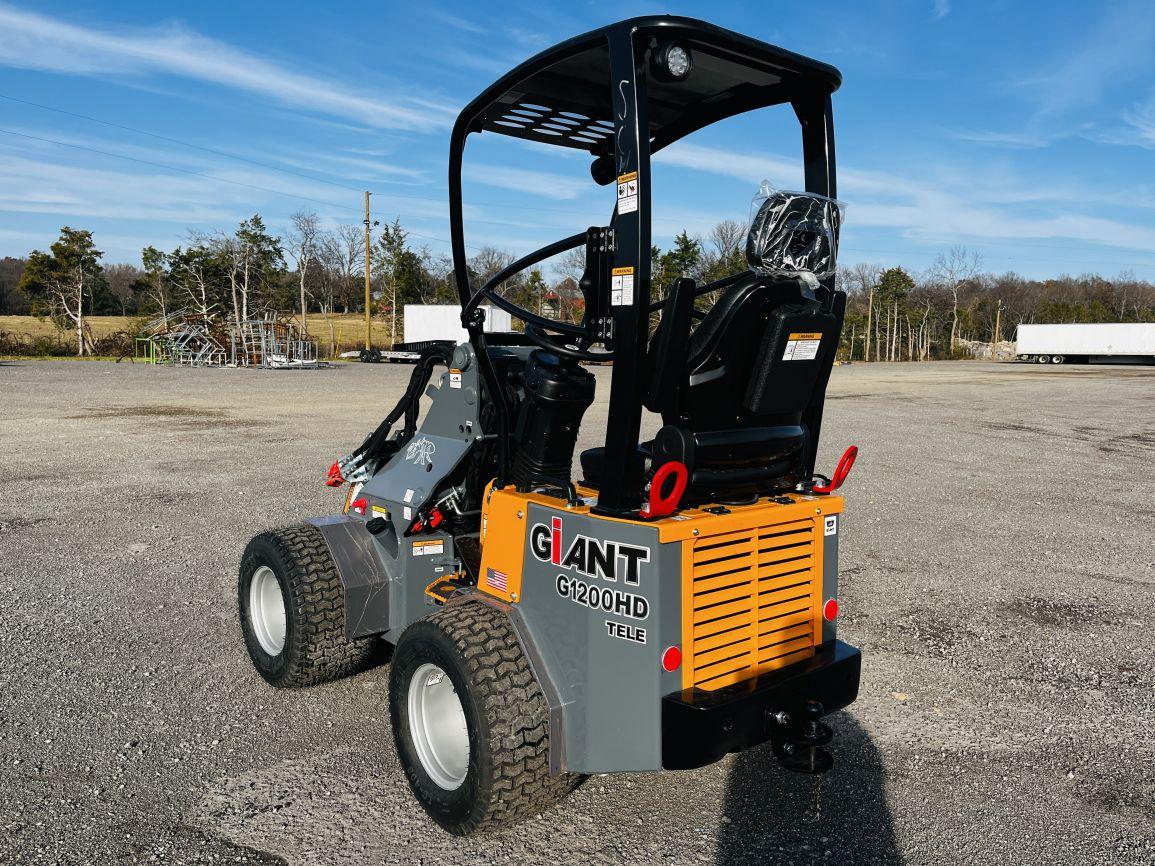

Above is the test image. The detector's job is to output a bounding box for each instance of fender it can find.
[308,515,391,641]
[445,592,570,775]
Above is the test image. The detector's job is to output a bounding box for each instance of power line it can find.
[0,92,591,219]
[0,126,468,251]
[0,93,368,195]
[0,127,359,212]
[2,103,1153,271]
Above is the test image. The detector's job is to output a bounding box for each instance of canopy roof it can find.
[463,16,842,152]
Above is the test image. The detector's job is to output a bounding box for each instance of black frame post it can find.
[793,92,842,477]
[593,24,651,514]
[448,120,514,483]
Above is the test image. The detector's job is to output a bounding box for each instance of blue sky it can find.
[1,0,1154,279]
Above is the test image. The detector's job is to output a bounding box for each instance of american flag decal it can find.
[486,568,508,592]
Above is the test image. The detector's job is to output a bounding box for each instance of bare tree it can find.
[929,245,982,353]
[141,246,170,321]
[331,223,365,313]
[168,245,217,321]
[843,262,880,361]
[104,263,140,316]
[285,211,320,337]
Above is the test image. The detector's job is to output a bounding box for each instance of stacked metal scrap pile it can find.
[231,314,319,369]
[142,309,319,369]
[145,309,229,367]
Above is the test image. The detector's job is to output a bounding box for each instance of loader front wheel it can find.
[389,602,575,835]
[239,524,375,688]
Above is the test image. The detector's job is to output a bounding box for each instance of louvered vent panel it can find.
[687,518,819,691]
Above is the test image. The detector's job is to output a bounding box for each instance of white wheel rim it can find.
[249,566,287,655]
[407,662,470,790]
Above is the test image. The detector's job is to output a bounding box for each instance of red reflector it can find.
[661,645,682,672]
[823,598,839,621]
[350,497,368,516]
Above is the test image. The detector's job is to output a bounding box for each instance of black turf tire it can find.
[389,602,577,835]
[239,524,375,688]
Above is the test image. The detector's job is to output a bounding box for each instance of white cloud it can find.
[463,164,591,200]
[654,141,803,189]
[648,141,1155,256]
[933,0,951,20]
[1122,92,1155,146]
[0,3,455,131]
[428,8,488,35]
[964,2,1155,149]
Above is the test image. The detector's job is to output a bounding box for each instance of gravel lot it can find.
[1,358,1152,865]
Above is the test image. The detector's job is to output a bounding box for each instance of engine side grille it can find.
[684,517,821,691]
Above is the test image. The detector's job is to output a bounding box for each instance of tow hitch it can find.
[773,700,834,774]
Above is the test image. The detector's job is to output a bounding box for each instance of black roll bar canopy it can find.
[448,15,841,514]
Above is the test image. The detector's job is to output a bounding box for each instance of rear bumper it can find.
[661,640,861,770]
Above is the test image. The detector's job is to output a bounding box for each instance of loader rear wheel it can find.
[389,602,576,835]
[239,524,375,688]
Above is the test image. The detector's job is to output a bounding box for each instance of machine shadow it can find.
[717,714,901,865]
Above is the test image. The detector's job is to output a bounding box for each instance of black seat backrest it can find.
[630,189,845,500]
[644,277,696,413]
[671,274,833,430]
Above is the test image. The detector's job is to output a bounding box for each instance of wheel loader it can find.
[239,15,861,835]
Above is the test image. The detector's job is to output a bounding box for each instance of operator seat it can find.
[581,189,844,502]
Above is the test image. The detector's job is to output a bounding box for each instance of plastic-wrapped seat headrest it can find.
[745,181,844,283]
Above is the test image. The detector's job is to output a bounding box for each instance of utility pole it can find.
[363,191,372,352]
[994,298,1003,344]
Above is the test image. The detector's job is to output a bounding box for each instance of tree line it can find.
[648,232,1155,361]
[1,213,584,356]
[1,215,1152,359]
[836,247,1155,361]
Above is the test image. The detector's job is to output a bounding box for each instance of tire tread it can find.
[243,524,374,687]
[421,602,576,832]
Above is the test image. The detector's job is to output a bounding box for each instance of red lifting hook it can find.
[642,461,689,518]
[812,446,858,494]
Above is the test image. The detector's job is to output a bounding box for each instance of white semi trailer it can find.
[403,304,513,345]
[1016,323,1155,364]
[357,305,516,362]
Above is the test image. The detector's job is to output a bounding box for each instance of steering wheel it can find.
[524,324,615,362]
[465,231,617,362]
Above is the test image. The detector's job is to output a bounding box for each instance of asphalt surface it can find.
[1,358,1152,865]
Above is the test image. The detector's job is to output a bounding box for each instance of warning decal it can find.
[412,540,444,557]
[611,266,635,306]
[449,369,462,389]
[616,171,638,215]
[782,332,822,361]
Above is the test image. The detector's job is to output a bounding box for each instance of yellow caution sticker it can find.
[783,333,822,361]
[617,171,638,215]
[611,266,635,306]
